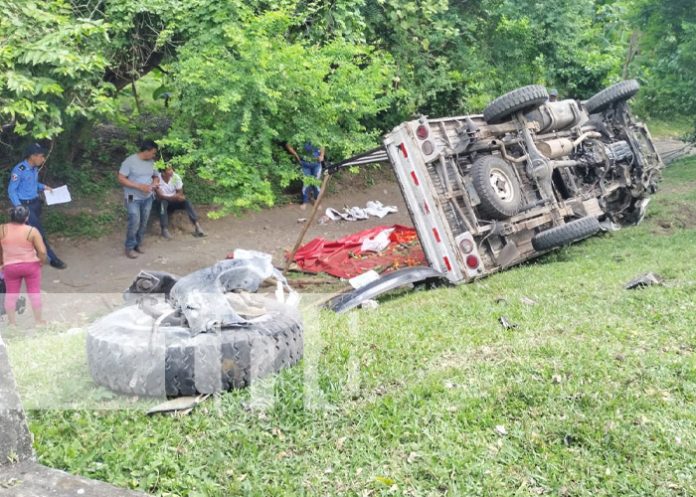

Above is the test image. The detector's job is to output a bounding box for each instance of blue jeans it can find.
[125,197,153,250]
[301,161,322,204]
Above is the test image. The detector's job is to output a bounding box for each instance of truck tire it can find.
[471,155,522,220]
[87,298,303,397]
[532,216,601,251]
[584,80,640,114]
[483,85,549,124]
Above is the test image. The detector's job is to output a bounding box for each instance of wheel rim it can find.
[489,168,515,203]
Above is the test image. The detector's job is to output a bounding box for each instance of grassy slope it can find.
[644,117,693,141]
[8,157,696,496]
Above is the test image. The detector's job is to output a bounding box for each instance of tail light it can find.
[459,238,474,254]
[416,125,429,139]
[414,121,438,159]
[466,255,480,269]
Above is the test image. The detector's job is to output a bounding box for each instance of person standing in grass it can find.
[0,205,47,326]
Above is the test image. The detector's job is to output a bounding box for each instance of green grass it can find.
[4,158,696,496]
[43,208,123,238]
[644,116,694,140]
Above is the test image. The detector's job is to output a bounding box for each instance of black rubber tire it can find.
[86,298,303,397]
[471,155,522,220]
[483,85,549,124]
[584,80,640,114]
[532,216,601,251]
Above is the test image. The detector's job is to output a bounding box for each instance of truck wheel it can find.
[86,298,303,397]
[483,85,549,124]
[471,155,522,220]
[531,216,601,251]
[584,80,640,114]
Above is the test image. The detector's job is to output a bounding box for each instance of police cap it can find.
[24,142,48,158]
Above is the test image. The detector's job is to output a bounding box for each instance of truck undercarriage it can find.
[333,80,663,286]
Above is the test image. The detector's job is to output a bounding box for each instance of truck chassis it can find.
[332,81,663,292]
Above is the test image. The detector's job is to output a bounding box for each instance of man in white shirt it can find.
[154,166,205,239]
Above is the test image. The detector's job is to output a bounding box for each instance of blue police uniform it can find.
[7,159,61,266]
[8,160,46,206]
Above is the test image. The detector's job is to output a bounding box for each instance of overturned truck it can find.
[330,80,663,308]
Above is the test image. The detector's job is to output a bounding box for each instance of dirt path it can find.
[654,138,694,164]
[42,170,411,294]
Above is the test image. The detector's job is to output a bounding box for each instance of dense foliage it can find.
[628,0,696,129]
[0,1,114,138]
[163,3,395,211]
[0,0,692,210]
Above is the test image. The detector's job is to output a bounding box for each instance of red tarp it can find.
[291,225,426,279]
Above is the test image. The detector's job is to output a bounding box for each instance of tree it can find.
[6,0,680,210]
[162,3,396,213]
[628,0,696,134]
[0,0,116,138]
[290,0,631,119]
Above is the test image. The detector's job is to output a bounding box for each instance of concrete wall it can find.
[0,335,33,465]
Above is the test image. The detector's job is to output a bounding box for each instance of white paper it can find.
[44,185,71,205]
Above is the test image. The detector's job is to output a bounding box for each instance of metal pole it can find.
[283,173,332,275]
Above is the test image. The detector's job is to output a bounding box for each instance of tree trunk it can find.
[131,80,142,114]
[623,30,641,79]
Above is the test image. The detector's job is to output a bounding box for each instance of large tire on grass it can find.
[532,216,601,251]
[87,298,303,397]
[584,80,640,114]
[471,155,522,220]
[483,85,549,124]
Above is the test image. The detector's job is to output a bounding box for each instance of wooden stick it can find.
[283,173,331,275]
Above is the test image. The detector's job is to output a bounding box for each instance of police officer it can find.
[7,143,67,269]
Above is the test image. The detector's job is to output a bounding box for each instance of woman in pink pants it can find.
[0,205,47,326]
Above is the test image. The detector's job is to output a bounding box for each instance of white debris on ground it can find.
[360,228,395,253]
[325,200,398,222]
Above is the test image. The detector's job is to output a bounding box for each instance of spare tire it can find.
[532,216,601,251]
[483,85,549,124]
[584,80,640,114]
[87,297,303,397]
[471,155,522,220]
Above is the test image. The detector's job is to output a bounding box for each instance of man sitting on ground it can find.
[155,166,205,239]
